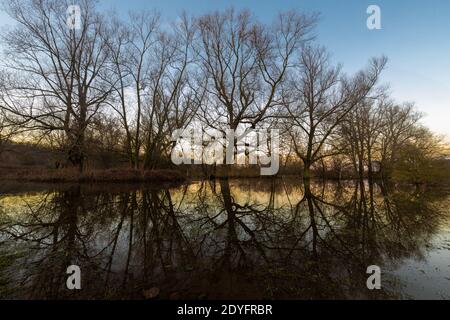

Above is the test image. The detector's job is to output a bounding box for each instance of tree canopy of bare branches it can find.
[0,3,444,182]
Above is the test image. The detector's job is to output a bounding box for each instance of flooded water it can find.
[0,179,449,300]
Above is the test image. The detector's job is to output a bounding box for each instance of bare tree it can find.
[286,46,387,181]
[107,12,202,169]
[0,0,112,171]
[338,91,389,181]
[106,11,160,169]
[194,9,317,165]
[378,102,422,177]
[141,14,204,169]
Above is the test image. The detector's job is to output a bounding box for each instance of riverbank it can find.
[1,166,449,188]
[0,168,185,183]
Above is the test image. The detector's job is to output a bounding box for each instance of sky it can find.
[1,0,449,137]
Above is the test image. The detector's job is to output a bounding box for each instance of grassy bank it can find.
[0,168,185,183]
[1,165,449,187]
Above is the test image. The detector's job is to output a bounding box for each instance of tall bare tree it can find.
[106,11,160,169]
[286,46,387,181]
[107,12,202,169]
[141,14,204,169]
[0,0,111,171]
[338,92,389,181]
[195,9,317,165]
[378,102,422,177]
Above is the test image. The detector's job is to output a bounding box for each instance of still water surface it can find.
[0,179,449,299]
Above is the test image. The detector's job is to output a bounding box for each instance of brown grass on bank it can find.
[0,168,185,183]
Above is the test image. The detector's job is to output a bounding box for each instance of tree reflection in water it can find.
[0,179,448,299]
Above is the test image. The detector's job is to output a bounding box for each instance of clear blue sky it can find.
[2,0,449,137]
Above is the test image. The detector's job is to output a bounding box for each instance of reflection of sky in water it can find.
[0,180,449,299]
[387,217,450,299]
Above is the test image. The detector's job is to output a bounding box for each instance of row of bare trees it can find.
[0,0,444,179]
